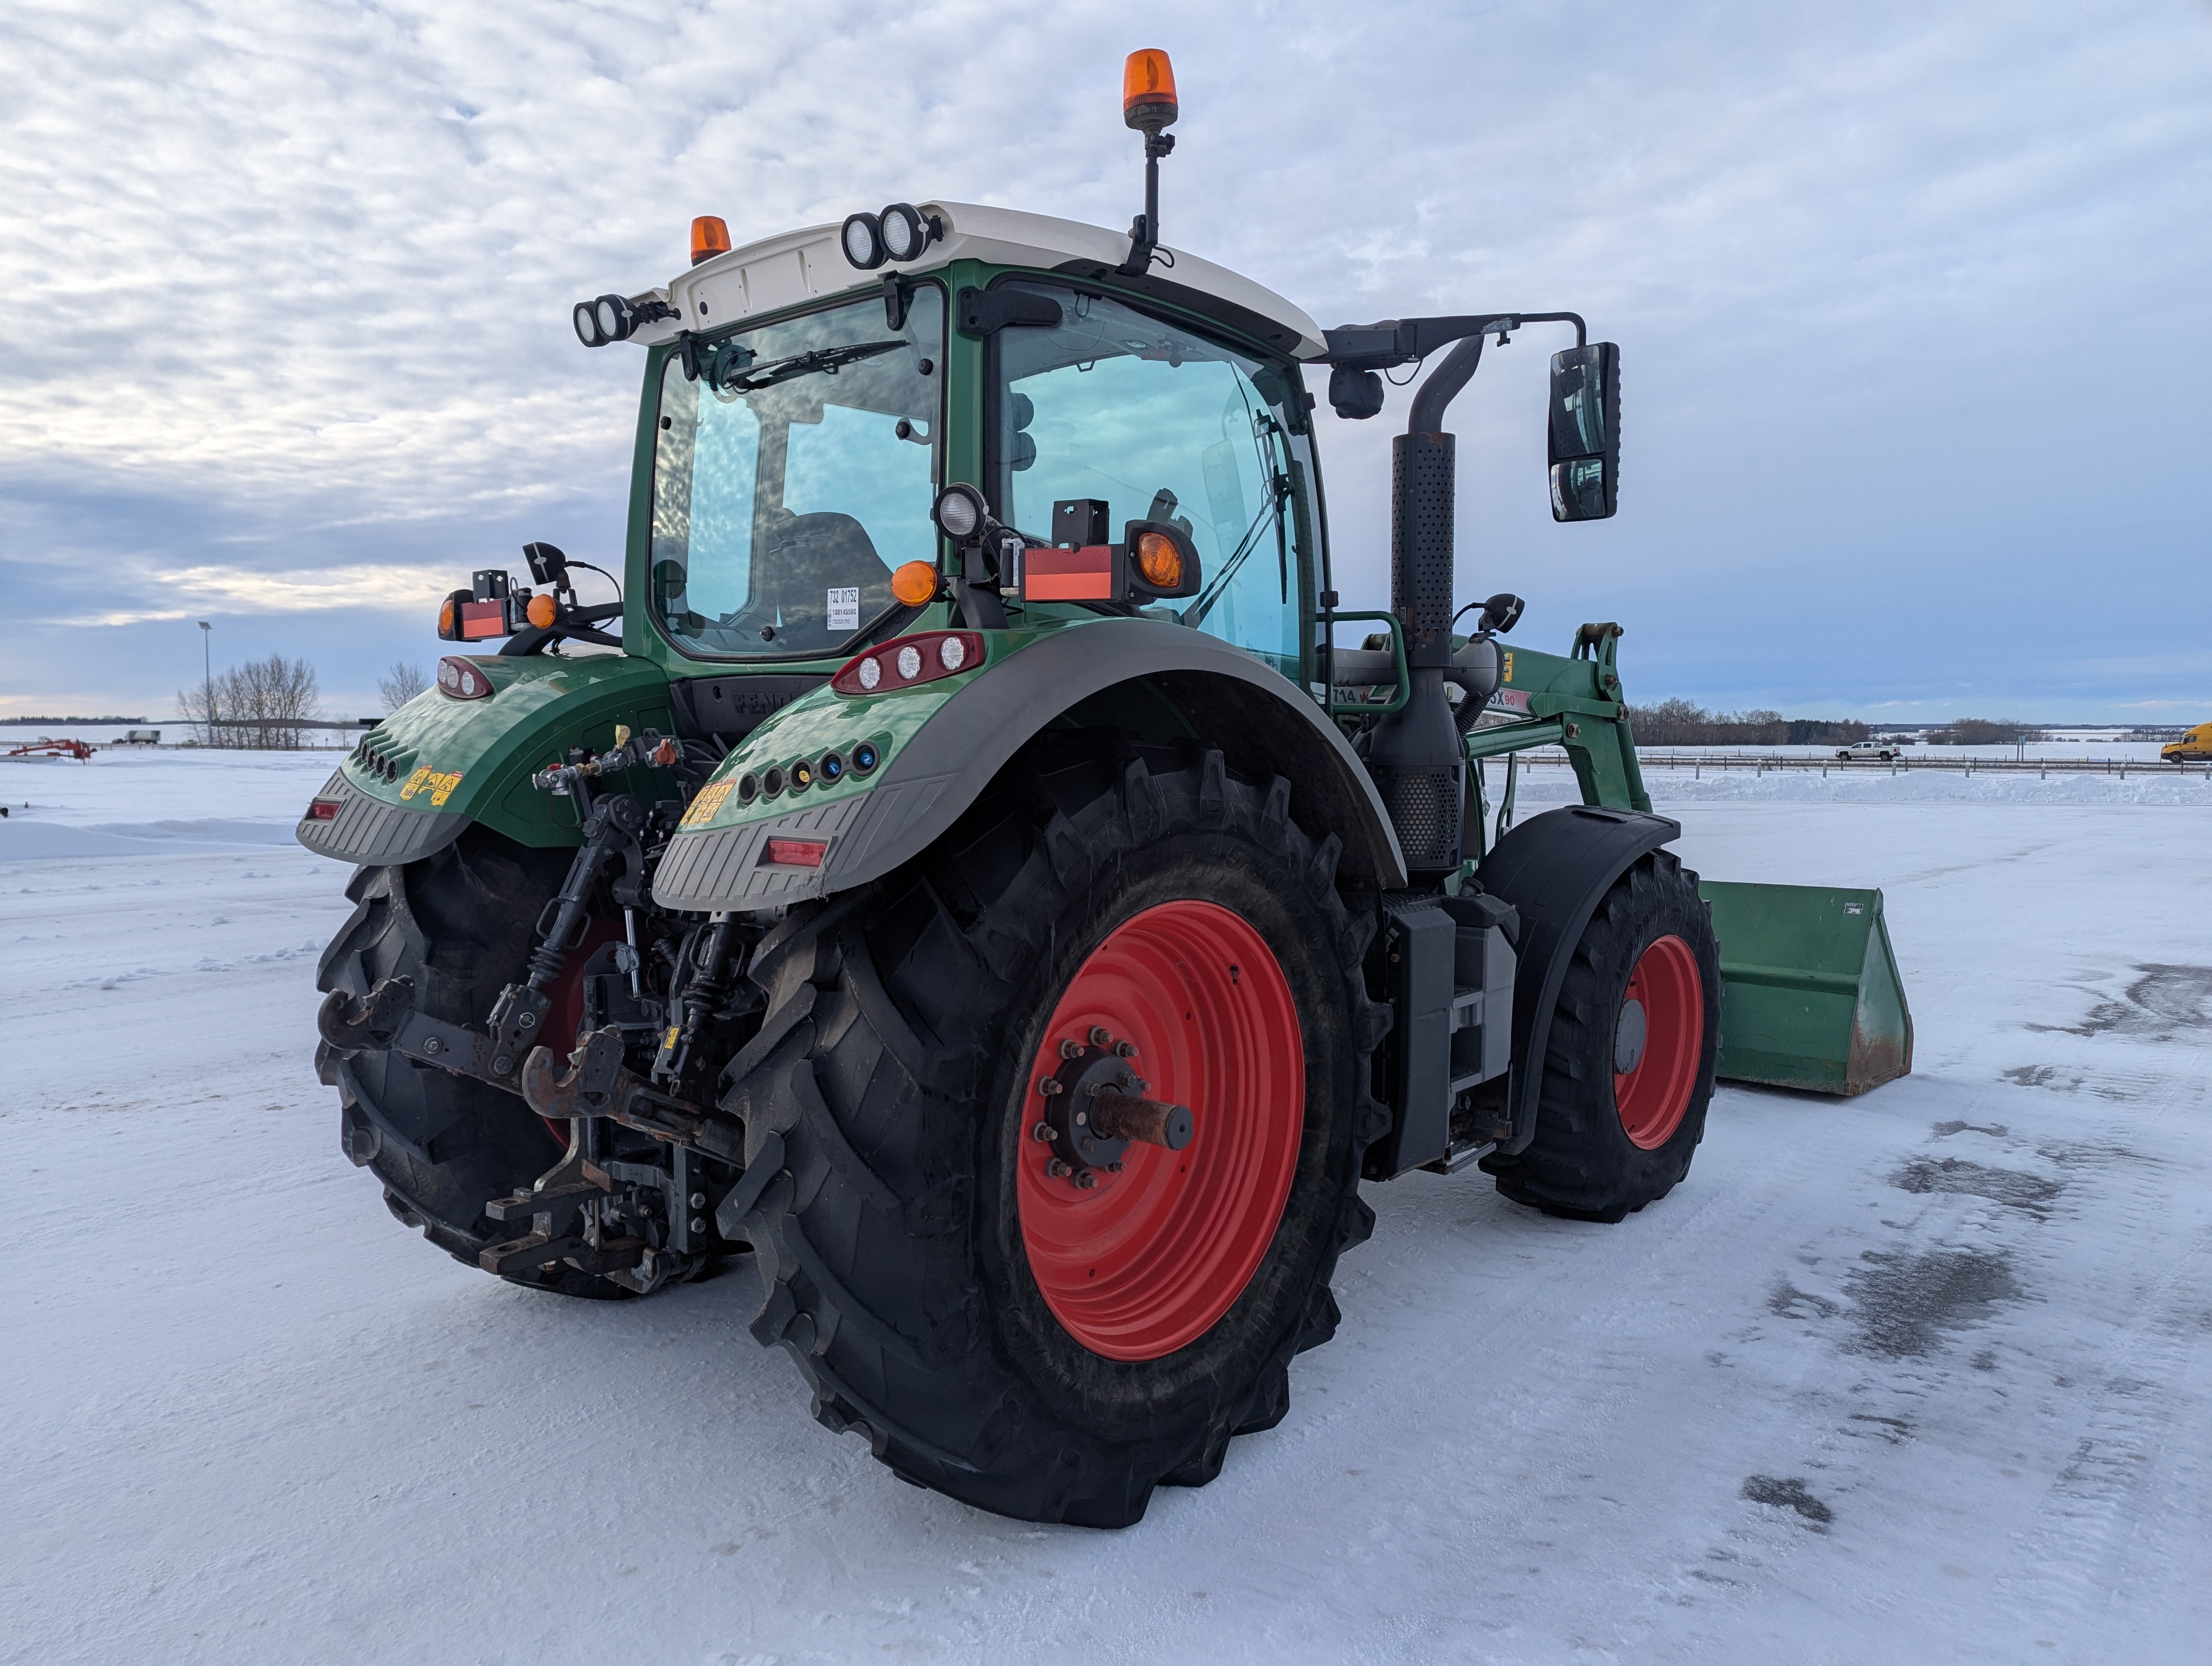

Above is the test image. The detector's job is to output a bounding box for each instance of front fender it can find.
[652,618,1407,913]
[295,654,677,866]
[1476,804,1683,1154]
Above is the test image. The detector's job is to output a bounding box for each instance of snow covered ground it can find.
[3,750,2207,1664]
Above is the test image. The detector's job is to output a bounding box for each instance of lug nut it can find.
[1037,1077,1063,1095]
[1073,1110,1088,1126]
[1059,1039,1083,1060]
[1075,1169,1098,1189]
[1045,1157,1071,1178]
[1107,1160,1124,1173]
[1114,1040,1137,1058]
[1088,1026,1113,1048]
[1032,1121,1055,1143]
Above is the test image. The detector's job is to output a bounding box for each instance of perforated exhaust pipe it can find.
[1366,334,1488,880]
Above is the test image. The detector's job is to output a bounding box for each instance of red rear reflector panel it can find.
[306,798,342,821]
[460,601,507,640]
[1021,545,1115,601]
[761,838,829,868]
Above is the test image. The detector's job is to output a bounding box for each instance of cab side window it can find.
[992,284,1304,675]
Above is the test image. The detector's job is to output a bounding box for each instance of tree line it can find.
[1622,699,1870,747]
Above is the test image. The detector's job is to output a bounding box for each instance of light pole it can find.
[198,621,213,746]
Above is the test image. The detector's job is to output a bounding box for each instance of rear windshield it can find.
[648,287,944,659]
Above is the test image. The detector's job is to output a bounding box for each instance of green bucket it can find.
[1697,881,1914,1095]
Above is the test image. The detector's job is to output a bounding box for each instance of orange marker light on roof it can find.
[1122,49,1179,132]
[526,593,557,630]
[691,215,732,266]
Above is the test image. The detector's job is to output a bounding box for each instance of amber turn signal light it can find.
[890,560,940,607]
[526,593,557,629]
[691,215,731,266]
[438,595,457,637]
[1123,49,1178,132]
[1134,530,1184,590]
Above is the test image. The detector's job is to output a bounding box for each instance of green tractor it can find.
[303,52,1909,1527]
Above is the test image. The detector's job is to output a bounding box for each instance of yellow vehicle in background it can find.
[2162,722,2212,762]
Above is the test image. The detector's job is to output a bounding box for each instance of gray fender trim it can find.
[295,771,471,868]
[652,620,1408,913]
[1475,804,1682,1154]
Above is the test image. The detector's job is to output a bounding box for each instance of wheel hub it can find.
[1031,1029,1196,1190]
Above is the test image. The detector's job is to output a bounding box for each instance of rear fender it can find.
[652,618,1408,912]
[295,654,677,865]
[1475,804,1684,1154]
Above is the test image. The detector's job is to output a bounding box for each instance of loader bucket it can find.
[1696,881,1913,1095]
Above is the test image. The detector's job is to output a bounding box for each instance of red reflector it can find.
[1021,545,1115,601]
[459,601,507,640]
[307,798,341,821]
[761,838,828,868]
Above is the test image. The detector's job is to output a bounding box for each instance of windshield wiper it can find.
[716,339,906,394]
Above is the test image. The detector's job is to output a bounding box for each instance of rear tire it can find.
[1482,850,1721,1223]
[314,828,635,1299]
[718,735,1392,1526]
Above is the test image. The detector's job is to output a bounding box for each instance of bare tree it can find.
[378,660,429,713]
[175,654,321,748]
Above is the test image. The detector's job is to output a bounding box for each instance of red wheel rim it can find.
[1613,933,1702,1149]
[1017,900,1304,1362]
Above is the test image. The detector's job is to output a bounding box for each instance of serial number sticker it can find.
[400,766,464,808]
[826,587,860,631]
[680,778,736,828]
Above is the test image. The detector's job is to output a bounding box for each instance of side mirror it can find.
[1547,342,1620,521]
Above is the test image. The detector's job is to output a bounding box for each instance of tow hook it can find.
[520,1028,742,1163]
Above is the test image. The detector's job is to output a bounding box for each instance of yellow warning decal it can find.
[400,766,464,808]
[680,778,735,828]
[1502,651,1515,683]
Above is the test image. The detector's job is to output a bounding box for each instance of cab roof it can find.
[642,201,1328,362]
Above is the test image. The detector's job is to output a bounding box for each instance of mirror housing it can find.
[1547,342,1620,521]
[1329,364,1386,420]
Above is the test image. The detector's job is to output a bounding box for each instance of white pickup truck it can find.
[1835,740,1902,761]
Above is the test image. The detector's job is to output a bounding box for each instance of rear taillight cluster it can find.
[436,656,493,699]
[832,631,984,696]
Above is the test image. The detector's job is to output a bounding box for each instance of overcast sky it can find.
[3,0,2205,723]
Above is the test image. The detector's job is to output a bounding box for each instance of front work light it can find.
[691,215,731,265]
[878,203,940,262]
[933,482,986,542]
[575,292,633,347]
[1122,49,1179,132]
[841,212,885,270]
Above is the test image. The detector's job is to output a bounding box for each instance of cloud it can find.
[1,0,2207,719]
